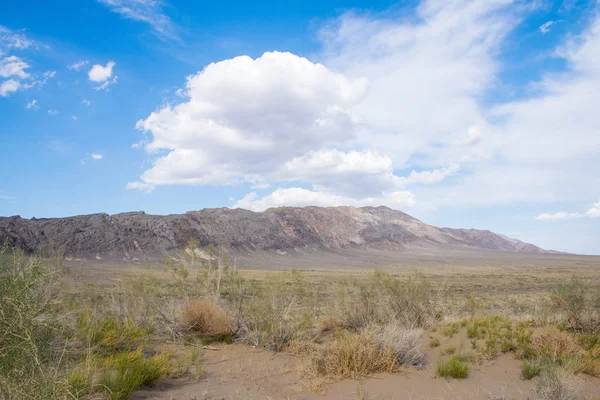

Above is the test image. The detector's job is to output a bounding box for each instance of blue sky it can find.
[1,0,599,254]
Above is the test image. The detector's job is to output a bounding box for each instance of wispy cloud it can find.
[539,20,563,34]
[90,153,103,160]
[536,200,600,221]
[126,181,155,192]
[94,76,117,91]
[82,99,92,105]
[26,99,38,109]
[0,25,34,49]
[97,0,179,40]
[48,109,58,116]
[67,60,89,71]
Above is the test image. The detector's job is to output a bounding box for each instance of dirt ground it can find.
[133,342,600,400]
[67,251,600,400]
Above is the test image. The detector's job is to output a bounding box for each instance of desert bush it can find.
[522,359,543,380]
[435,355,470,379]
[534,366,581,400]
[334,280,384,330]
[440,321,460,338]
[441,345,456,356]
[236,271,318,351]
[334,272,445,331]
[372,272,445,329]
[528,327,580,365]
[549,278,600,332]
[77,312,148,353]
[0,247,66,399]
[182,299,234,338]
[312,332,397,378]
[373,323,424,367]
[429,336,440,348]
[100,348,174,400]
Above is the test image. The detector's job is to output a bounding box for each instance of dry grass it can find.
[372,322,424,367]
[534,366,581,400]
[182,299,234,337]
[312,332,397,378]
[529,327,580,365]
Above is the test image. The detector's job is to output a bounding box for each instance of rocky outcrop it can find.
[0,206,551,259]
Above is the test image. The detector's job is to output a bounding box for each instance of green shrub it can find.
[436,355,469,379]
[77,313,147,353]
[429,336,440,348]
[0,247,66,399]
[441,322,460,338]
[549,278,600,333]
[100,348,173,400]
[521,359,542,380]
[483,337,500,359]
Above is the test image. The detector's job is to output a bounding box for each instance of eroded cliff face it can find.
[0,206,549,260]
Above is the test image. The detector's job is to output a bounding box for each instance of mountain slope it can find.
[0,206,551,259]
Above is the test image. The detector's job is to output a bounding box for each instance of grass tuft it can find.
[436,355,470,379]
[182,299,234,338]
[100,348,174,400]
[312,332,397,378]
[521,359,542,380]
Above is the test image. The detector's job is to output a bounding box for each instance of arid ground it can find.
[47,250,600,400]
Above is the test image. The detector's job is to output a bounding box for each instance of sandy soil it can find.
[67,251,600,400]
[132,342,600,400]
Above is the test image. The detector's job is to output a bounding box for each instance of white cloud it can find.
[399,164,461,186]
[536,199,600,221]
[535,211,583,221]
[234,187,415,211]
[587,200,600,218]
[88,61,117,90]
[126,181,155,192]
[25,99,37,109]
[82,99,92,105]
[68,60,88,71]
[48,110,58,115]
[0,79,21,97]
[94,76,117,91]
[40,70,56,84]
[97,0,178,40]
[88,61,115,82]
[459,126,482,146]
[90,153,103,160]
[282,149,402,197]
[135,51,368,190]
[539,20,563,34]
[0,56,30,78]
[0,25,34,50]
[131,2,600,220]
[71,116,78,120]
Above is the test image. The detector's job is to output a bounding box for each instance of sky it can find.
[0,0,599,255]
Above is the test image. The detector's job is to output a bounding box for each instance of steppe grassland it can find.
[1,243,600,399]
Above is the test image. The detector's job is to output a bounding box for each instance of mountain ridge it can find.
[0,205,555,260]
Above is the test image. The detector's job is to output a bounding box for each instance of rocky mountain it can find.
[0,206,551,260]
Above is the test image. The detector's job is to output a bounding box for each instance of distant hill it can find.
[0,206,553,260]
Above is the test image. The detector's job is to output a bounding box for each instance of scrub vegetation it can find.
[1,241,600,399]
